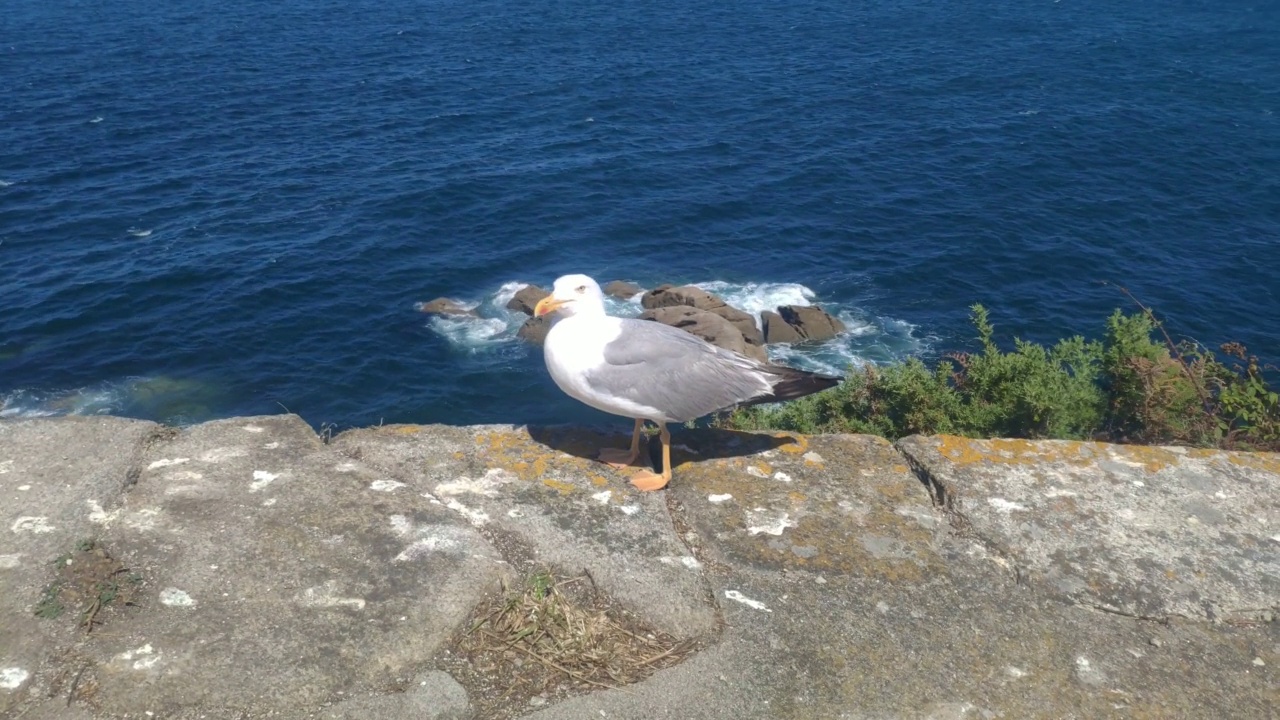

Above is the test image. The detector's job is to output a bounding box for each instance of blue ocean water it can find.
[2,0,1277,429]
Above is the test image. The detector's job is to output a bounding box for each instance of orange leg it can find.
[629,423,672,491]
[597,418,644,468]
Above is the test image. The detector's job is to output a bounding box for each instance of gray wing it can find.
[583,318,774,422]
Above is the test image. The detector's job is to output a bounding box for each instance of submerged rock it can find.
[603,280,643,300]
[770,304,847,343]
[517,316,552,345]
[416,298,477,317]
[506,284,550,316]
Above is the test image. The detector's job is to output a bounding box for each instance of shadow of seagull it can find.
[525,424,800,475]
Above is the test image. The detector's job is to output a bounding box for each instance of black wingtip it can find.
[746,366,842,406]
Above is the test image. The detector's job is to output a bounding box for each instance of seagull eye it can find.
[575,285,586,294]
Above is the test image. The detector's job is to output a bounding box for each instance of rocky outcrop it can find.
[517,316,552,345]
[506,285,550,316]
[415,298,477,317]
[602,280,643,300]
[760,310,803,344]
[641,285,765,351]
[639,306,767,362]
[763,304,847,343]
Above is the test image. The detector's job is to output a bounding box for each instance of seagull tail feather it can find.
[746,366,841,406]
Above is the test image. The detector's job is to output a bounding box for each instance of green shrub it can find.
[725,303,1280,452]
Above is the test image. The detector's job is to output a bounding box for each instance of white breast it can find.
[543,316,666,420]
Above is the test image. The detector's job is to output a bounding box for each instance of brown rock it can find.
[639,306,767,362]
[761,310,804,344]
[777,305,847,342]
[602,280,643,300]
[641,284,764,350]
[415,298,477,317]
[505,285,550,316]
[516,316,552,346]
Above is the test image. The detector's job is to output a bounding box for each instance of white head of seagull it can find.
[533,273,607,320]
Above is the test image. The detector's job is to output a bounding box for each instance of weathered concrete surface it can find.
[2,416,1277,719]
[0,416,161,717]
[3,415,508,718]
[331,423,722,638]
[897,435,1280,623]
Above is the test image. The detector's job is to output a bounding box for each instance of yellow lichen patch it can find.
[787,491,808,503]
[756,461,774,476]
[1224,452,1280,475]
[472,430,592,484]
[392,425,421,435]
[452,451,465,460]
[1109,444,1193,474]
[590,474,609,487]
[777,433,809,454]
[934,436,1095,468]
[541,478,577,495]
[892,464,909,474]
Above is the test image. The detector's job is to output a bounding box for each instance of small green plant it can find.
[34,582,65,619]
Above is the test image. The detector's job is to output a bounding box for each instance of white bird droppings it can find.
[242,425,265,433]
[447,499,490,526]
[987,498,1027,513]
[117,643,161,670]
[147,457,190,470]
[436,468,516,497]
[1253,657,1265,667]
[200,447,247,463]
[0,554,21,569]
[263,442,280,449]
[1006,666,1028,679]
[17,485,30,491]
[746,465,769,478]
[249,470,279,491]
[724,590,771,612]
[592,490,612,505]
[389,514,414,537]
[773,471,793,483]
[708,493,733,503]
[262,498,277,506]
[10,516,53,534]
[745,508,795,536]
[159,588,196,607]
[803,451,825,464]
[876,601,890,614]
[395,535,460,561]
[369,479,405,492]
[0,667,29,690]
[659,556,702,570]
[296,583,366,611]
[0,459,13,474]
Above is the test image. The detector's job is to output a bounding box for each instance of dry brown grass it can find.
[438,569,697,719]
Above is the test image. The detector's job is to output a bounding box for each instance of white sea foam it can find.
[428,315,510,346]
[694,281,816,327]
[421,279,929,374]
[0,180,12,188]
[127,227,152,238]
[90,116,103,123]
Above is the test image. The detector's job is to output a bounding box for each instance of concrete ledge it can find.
[1,415,1276,718]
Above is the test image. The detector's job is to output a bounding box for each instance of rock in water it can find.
[775,305,847,342]
[761,310,804,344]
[517,316,552,345]
[641,284,765,351]
[416,298,477,317]
[639,306,767,362]
[506,285,550,315]
[602,280,643,300]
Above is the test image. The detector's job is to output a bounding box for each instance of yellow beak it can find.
[534,297,572,317]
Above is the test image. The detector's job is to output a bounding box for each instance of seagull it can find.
[533,274,841,491]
